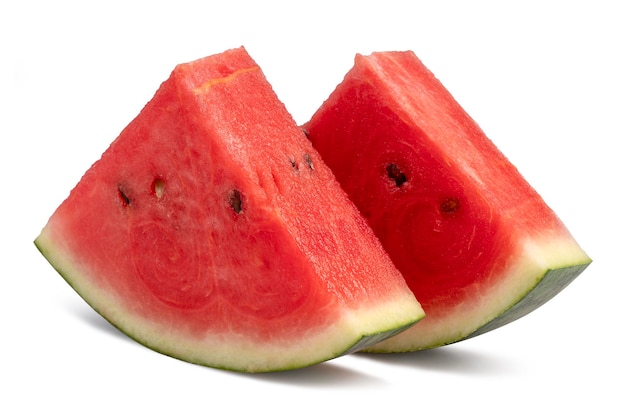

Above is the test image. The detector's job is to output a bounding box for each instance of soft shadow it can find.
[68,300,131,342]
[70,301,383,384]
[356,345,518,376]
[245,360,384,387]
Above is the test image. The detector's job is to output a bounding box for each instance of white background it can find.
[2,1,624,415]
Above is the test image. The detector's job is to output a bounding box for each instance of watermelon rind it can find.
[36,228,423,371]
[466,263,589,340]
[363,236,591,352]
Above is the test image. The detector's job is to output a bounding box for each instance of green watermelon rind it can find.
[464,262,590,340]
[35,231,424,373]
[362,238,591,353]
[343,320,419,355]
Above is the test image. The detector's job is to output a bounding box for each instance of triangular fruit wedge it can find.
[35,47,424,372]
[303,50,591,352]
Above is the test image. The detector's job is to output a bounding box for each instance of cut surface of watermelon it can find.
[35,47,424,371]
[303,50,591,351]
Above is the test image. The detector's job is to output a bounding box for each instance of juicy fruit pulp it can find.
[35,47,424,372]
[304,50,591,351]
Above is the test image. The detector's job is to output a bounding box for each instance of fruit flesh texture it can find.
[304,51,591,351]
[35,47,423,371]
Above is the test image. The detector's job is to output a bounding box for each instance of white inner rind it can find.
[35,224,424,373]
[365,234,591,352]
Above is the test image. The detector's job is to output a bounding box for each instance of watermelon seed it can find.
[290,156,299,173]
[386,164,407,187]
[302,128,310,139]
[304,153,314,171]
[229,189,243,214]
[441,197,460,213]
[117,187,131,207]
[152,178,165,199]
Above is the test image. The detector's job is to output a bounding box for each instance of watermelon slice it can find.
[303,50,591,351]
[34,47,424,372]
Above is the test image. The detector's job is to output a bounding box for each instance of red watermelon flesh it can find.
[34,47,424,372]
[303,51,591,351]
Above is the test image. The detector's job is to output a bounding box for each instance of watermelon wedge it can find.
[303,50,591,351]
[34,47,424,372]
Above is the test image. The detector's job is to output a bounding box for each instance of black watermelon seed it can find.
[386,163,407,187]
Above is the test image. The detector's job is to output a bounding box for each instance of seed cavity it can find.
[152,178,165,199]
[304,153,314,171]
[271,169,285,194]
[386,163,407,187]
[441,197,460,213]
[229,189,243,214]
[117,187,131,207]
[290,156,299,173]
